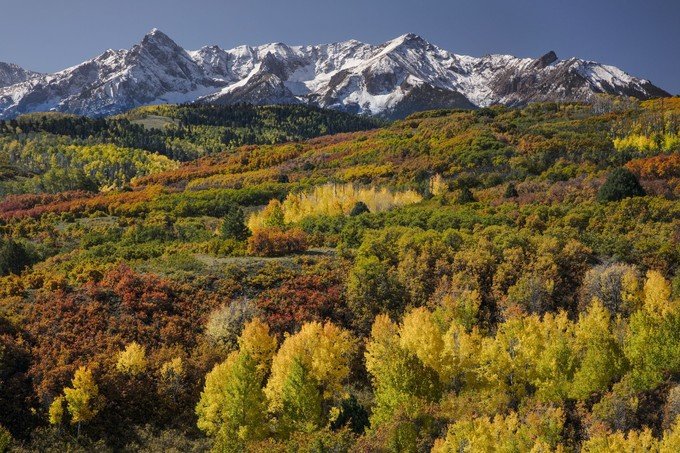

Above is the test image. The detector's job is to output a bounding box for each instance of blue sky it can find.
[1,0,678,93]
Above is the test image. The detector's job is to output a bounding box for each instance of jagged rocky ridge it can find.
[0,29,669,119]
[0,62,38,89]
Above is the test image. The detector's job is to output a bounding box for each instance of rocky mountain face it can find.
[0,30,669,119]
[0,62,38,88]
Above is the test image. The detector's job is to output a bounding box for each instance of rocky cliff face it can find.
[0,62,38,88]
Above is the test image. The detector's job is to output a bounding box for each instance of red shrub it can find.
[247,227,308,256]
[22,265,220,401]
[255,273,346,335]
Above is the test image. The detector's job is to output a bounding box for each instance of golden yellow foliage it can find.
[661,418,680,453]
[582,427,658,452]
[442,322,483,390]
[48,396,65,425]
[237,317,278,382]
[643,270,673,316]
[338,163,393,181]
[479,315,543,408]
[364,314,400,380]
[248,183,422,229]
[160,357,185,381]
[432,407,565,452]
[265,321,355,412]
[196,353,239,436]
[115,342,147,376]
[399,307,448,379]
[63,366,101,425]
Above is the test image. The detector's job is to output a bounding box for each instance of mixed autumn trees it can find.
[0,99,678,450]
[186,269,680,451]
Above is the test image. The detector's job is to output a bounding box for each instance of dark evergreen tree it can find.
[331,395,370,434]
[457,187,476,204]
[504,182,519,198]
[0,239,31,276]
[349,201,371,217]
[597,168,646,202]
[220,204,250,240]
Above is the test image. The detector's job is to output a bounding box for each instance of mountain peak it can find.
[146,27,163,37]
[532,50,558,69]
[390,33,427,46]
[140,28,179,49]
[0,61,38,88]
[381,33,431,55]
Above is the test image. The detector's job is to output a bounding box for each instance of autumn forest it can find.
[0,97,679,452]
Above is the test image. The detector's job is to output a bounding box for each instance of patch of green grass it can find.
[131,115,180,130]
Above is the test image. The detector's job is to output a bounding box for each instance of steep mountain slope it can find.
[0,30,224,118]
[0,30,669,119]
[0,62,38,88]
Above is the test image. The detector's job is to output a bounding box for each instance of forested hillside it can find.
[0,104,379,195]
[0,97,679,452]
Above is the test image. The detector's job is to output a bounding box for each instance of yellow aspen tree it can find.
[237,317,277,383]
[265,321,355,413]
[399,307,448,379]
[570,299,625,400]
[63,366,102,436]
[196,351,268,450]
[643,270,672,315]
[625,271,680,390]
[533,311,577,403]
[442,322,483,393]
[432,407,564,452]
[115,342,147,376]
[661,419,680,453]
[365,314,442,426]
[279,357,323,435]
[48,396,65,425]
[581,428,658,453]
[478,314,543,410]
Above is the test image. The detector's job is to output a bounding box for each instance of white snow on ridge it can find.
[0,29,667,119]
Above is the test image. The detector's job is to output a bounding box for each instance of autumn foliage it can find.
[247,227,308,257]
[0,101,679,450]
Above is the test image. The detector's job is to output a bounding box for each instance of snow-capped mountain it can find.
[0,30,669,119]
[0,62,38,88]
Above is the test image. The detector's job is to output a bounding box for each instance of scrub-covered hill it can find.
[0,98,679,451]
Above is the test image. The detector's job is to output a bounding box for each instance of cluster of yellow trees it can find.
[613,133,680,153]
[195,319,355,450]
[0,136,179,192]
[433,411,680,452]
[247,183,422,230]
[184,270,680,451]
[612,99,680,153]
[48,367,102,436]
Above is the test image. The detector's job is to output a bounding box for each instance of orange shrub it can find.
[247,227,308,257]
[626,153,680,179]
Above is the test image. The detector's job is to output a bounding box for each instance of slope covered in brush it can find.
[0,98,678,450]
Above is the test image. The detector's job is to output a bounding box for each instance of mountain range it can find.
[0,29,670,119]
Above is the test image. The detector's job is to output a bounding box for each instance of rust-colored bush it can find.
[247,227,308,257]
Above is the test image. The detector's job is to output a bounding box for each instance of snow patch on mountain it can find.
[0,29,669,119]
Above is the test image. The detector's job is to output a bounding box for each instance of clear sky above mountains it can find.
[1,0,678,94]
